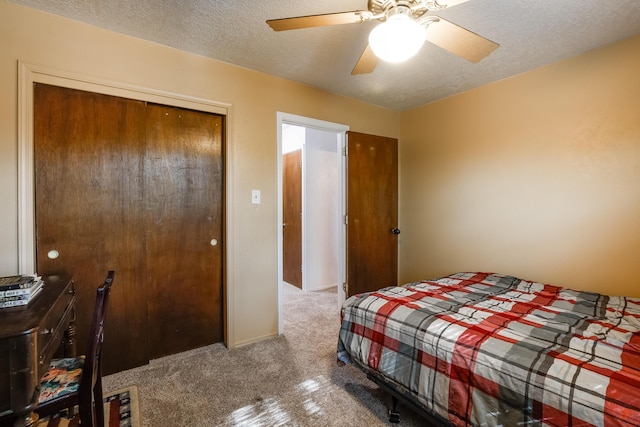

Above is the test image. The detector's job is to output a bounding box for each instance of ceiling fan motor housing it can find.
[369,0,439,20]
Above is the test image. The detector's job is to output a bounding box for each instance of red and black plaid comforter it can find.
[337,272,640,426]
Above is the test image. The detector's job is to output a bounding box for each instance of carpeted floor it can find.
[103,283,425,426]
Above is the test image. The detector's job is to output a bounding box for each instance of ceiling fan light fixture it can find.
[368,13,426,63]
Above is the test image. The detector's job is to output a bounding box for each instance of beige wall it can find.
[0,2,400,346]
[400,34,640,297]
[2,1,638,349]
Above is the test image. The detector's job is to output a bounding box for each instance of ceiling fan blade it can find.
[425,17,498,63]
[267,11,365,31]
[351,44,379,75]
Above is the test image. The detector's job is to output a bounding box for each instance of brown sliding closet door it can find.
[34,84,223,374]
[34,84,149,373]
[144,103,223,358]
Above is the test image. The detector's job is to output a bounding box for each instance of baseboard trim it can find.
[233,332,280,348]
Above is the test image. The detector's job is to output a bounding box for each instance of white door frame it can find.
[276,112,348,335]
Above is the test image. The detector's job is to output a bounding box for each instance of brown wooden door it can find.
[34,84,149,374]
[346,131,399,297]
[144,103,223,358]
[33,84,223,373]
[283,150,302,288]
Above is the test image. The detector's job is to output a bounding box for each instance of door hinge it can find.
[343,144,348,156]
[343,215,348,225]
[342,282,348,293]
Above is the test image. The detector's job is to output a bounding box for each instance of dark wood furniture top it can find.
[0,274,75,426]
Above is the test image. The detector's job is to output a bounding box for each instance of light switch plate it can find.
[251,189,261,205]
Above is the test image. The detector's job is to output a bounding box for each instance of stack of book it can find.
[0,274,44,308]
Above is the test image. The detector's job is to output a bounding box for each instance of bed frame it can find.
[352,358,451,426]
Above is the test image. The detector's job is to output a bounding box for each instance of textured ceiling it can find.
[9,0,640,111]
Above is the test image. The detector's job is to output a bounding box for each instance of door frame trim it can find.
[276,112,349,335]
[17,61,236,346]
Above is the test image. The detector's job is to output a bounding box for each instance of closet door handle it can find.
[47,249,60,259]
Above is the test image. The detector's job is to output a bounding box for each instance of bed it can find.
[337,272,640,426]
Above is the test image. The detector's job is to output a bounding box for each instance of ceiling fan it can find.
[267,0,499,75]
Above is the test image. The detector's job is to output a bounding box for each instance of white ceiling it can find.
[9,0,640,111]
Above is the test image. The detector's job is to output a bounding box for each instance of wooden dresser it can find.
[0,275,75,427]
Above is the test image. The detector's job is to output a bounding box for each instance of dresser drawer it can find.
[37,280,75,371]
[0,274,75,419]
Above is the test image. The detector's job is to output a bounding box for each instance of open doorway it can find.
[277,113,348,335]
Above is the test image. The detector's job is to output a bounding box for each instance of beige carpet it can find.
[103,284,425,426]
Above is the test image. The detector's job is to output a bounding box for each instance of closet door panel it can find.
[34,83,149,373]
[144,103,224,358]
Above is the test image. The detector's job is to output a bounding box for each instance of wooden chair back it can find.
[78,270,115,427]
